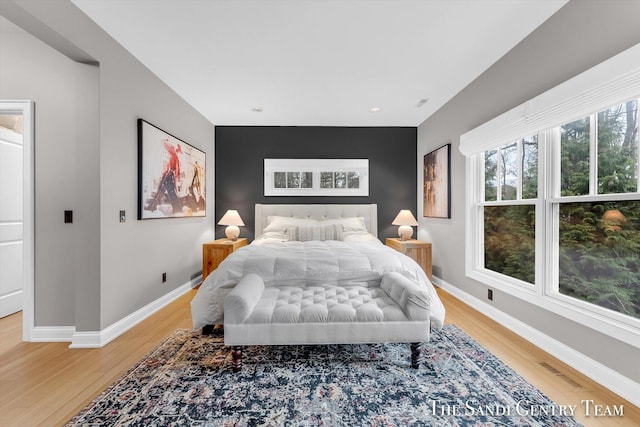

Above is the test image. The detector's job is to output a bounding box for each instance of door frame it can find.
[0,100,34,341]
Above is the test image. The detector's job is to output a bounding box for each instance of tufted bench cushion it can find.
[224,272,431,348]
[250,286,405,324]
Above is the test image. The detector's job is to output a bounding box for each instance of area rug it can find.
[66,325,582,426]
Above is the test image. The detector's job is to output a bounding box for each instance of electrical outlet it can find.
[162,272,167,283]
[488,289,493,301]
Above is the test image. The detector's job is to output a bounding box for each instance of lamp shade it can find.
[217,210,245,240]
[392,210,418,241]
[217,210,245,226]
[392,210,418,226]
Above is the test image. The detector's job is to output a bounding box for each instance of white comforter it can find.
[190,239,445,330]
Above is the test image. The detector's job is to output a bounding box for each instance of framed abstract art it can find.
[138,119,206,219]
[423,144,451,218]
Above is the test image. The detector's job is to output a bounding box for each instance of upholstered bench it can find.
[223,272,431,371]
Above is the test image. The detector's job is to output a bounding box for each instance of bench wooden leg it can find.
[410,342,421,369]
[232,346,242,372]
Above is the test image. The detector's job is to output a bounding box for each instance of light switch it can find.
[119,210,126,223]
[64,210,73,224]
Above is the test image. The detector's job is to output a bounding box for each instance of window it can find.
[468,98,640,343]
[558,200,640,318]
[461,43,640,345]
[560,117,590,196]
[597,102,638,194]
[482,137,538,285]
[484,205,535,283]
[554,100,639,319]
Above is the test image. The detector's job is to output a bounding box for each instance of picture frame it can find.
[138,119,206,219]
[264,158,369,196]
[423,143,451,218]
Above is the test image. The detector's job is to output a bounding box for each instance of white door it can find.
[0,113,23,317]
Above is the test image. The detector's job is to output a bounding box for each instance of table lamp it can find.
[218,210,245,240]
[392,209,418,241]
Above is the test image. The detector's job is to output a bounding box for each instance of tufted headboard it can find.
[255,204,378,238]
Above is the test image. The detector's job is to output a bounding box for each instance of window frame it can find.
[466,116,640,347]
[480,136,540,288]
[547,104,640,330]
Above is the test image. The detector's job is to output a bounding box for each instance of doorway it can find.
[0,112,23,317]
[0,101,34,340]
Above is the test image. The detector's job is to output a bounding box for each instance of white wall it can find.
[1,0,215,333]
[96,42,215,330]
[0,30,80,326]
[417,0,640,383]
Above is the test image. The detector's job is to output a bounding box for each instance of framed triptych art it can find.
[264,158,369,196]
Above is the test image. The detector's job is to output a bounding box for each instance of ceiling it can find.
[68,1,567,127]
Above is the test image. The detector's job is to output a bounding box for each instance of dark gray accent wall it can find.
[215,126,416,240]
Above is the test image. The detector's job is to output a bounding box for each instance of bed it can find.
[190,204,446,369]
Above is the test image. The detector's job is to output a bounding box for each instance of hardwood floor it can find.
[0,287,637,426]
[438,288,639,426]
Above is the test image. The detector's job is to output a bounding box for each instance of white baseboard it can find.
[433,276,640,408]
[0,289,23,318]
[31,325,75,342]
[70,277,200,349]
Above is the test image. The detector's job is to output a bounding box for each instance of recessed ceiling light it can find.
[252,107,264,113]
[369,107,382,113]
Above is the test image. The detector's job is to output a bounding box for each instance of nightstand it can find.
[202,238,248,281]
[385,238,433,281]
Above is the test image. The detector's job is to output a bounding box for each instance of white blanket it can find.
[190,240,445,330]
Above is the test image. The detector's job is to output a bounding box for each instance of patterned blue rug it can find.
[66,325,582,426]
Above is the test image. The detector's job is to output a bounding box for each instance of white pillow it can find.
[319,217,367,232]
[254,231,289,241]
[343,230,380,243]
[288,224,344,241]
[263,216,319,233]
